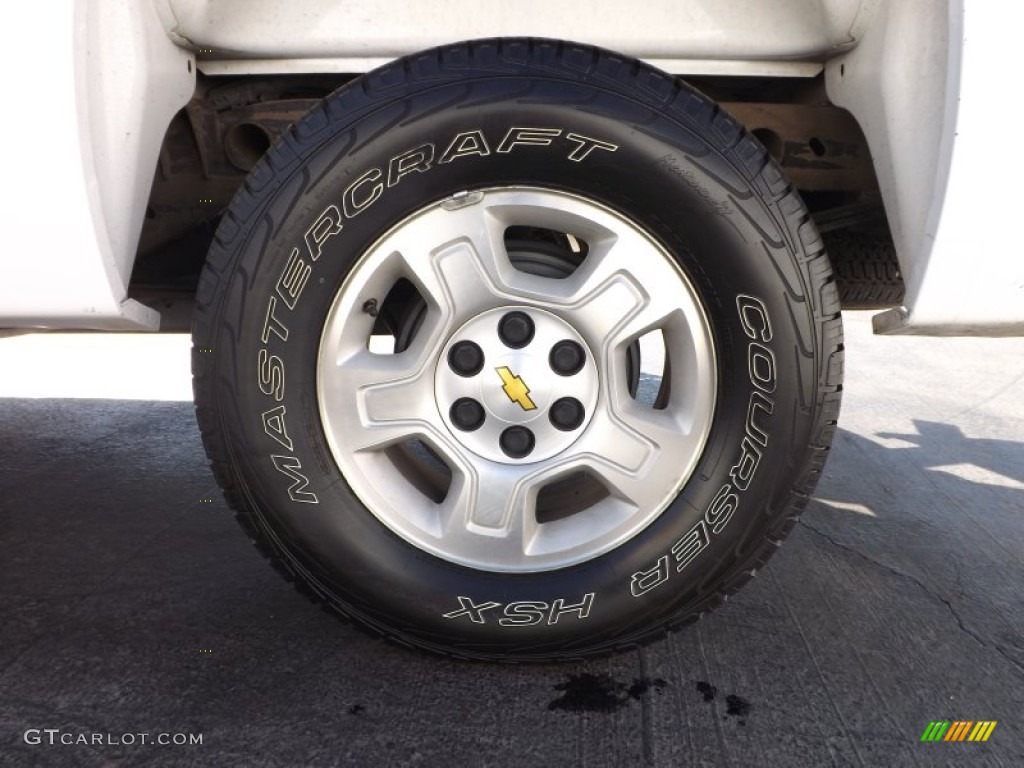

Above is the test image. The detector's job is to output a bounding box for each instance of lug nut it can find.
[448,341,484,377]
[497,311,535,349]
[549,340,585,376]
[549,397,585,431]
[499,425,535,458]
[450,398,485,431]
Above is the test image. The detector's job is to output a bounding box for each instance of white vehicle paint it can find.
[166,0,864,77]
[1,0,1021,334]
[2,1,193,330]
[827,1,1024,335]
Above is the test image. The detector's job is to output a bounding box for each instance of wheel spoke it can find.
[565,238,683,348]
[438,460,542,560]
[567,399,701,511]
[322,349,441,452]
[387,200,515,324]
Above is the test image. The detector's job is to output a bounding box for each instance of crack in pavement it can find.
[799,520,1024,677]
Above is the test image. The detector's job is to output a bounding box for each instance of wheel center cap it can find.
[435,307,599,463]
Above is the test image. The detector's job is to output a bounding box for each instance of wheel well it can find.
[130,71,901,328]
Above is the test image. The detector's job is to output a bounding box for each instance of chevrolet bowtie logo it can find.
[495,366,536,411]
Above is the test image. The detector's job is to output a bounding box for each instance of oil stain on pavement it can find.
[695,681,752,725]
[547,673,667,713]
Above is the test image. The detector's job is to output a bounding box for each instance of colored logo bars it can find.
[920,721,997,742]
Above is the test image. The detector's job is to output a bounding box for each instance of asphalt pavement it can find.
[0,312,1022,767]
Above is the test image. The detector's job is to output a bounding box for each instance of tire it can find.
[192,38,843,661]
[823,229,905,309]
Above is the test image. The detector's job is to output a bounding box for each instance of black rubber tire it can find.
[824,229,905,309]
[192,38,843,661]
